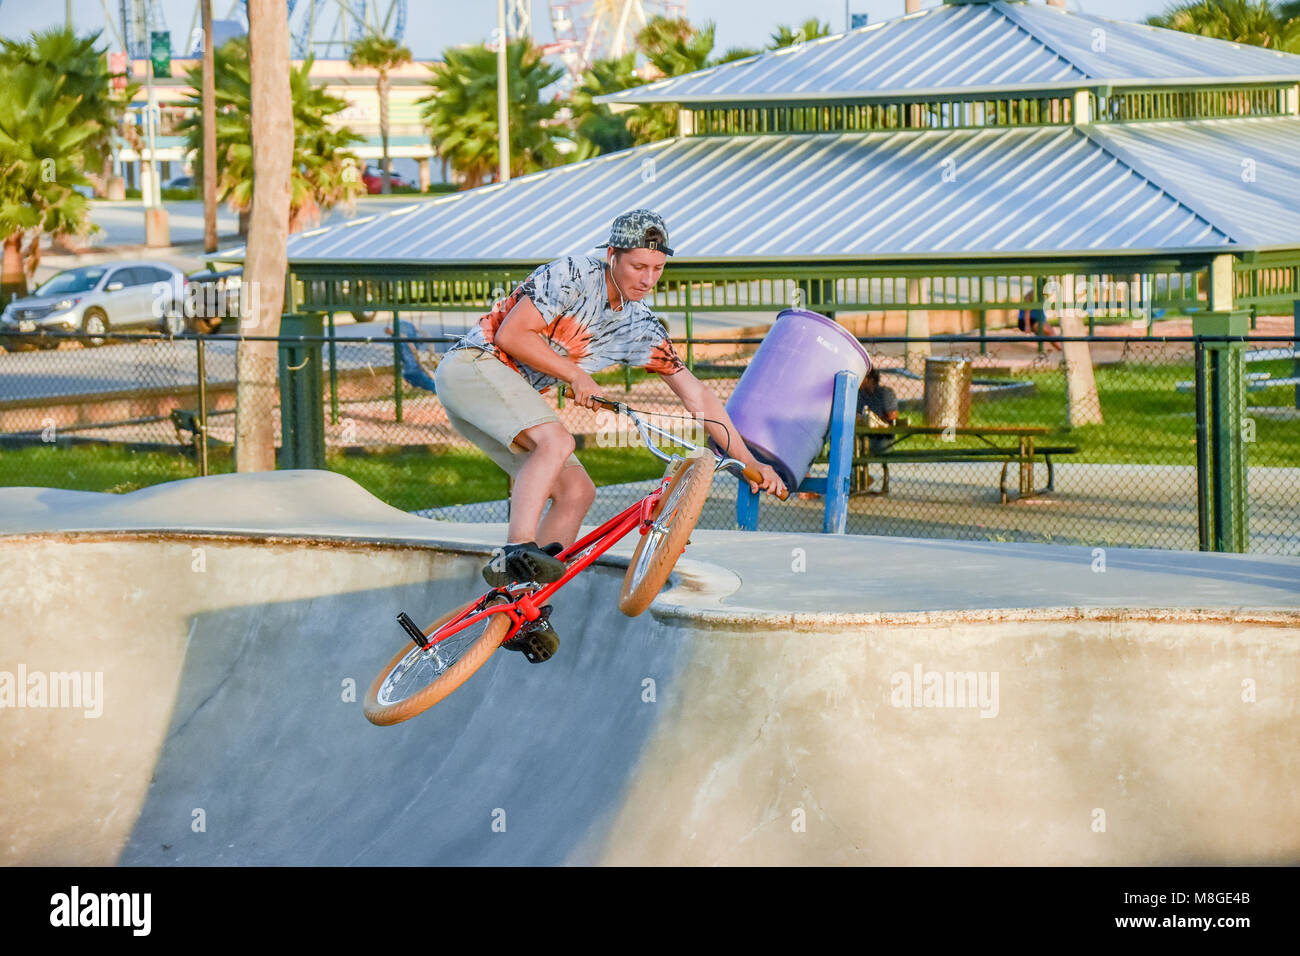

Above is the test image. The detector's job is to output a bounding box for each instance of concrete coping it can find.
[2,470,1297,630]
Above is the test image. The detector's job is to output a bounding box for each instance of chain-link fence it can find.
[1,328,1296,555]
[0,331,243,491]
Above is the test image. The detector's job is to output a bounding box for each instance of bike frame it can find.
[415,397,749,651]
[415,471,665,647]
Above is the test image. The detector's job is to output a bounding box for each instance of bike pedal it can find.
[522,631,558,663]
[396,611,430,649]
[504,628,559,664]
[504,606,558,664]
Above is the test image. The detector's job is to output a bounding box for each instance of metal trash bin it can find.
[924,356,972,428]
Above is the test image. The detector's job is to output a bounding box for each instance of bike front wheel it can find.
[364,596,514,726]
[618,452,714,617]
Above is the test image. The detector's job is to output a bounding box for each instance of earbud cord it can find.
[606,257,626,312]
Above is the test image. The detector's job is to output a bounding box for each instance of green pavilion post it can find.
[1193,310,1250,553]
[277,312,326,470]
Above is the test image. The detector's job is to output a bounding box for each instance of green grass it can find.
[892,359,1300,467]
[331,444,666,512]
[0,443,228,494]
[0,441,669,512]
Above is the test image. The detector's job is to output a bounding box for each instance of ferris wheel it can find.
[285,0,408,59]
[183,1,409,59]
[548,0,687,79]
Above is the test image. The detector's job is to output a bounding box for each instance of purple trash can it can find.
[711,309,872,491]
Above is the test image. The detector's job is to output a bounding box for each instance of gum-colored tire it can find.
[618,453,714,617]
[364,598,513,726]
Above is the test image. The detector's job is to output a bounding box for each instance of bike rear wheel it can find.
[364,596,513,726]
[619,452,714,617]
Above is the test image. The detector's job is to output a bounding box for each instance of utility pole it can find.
[143,33,170,246]
[145,56,157,206]
[202,0,217,252]
[496,0,510,184]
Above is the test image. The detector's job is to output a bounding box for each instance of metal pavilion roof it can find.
[595,1,1300,106]
[1087,118,1300,248]
[225,117,1300,270]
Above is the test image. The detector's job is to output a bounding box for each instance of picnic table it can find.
[853,423,1079,503]
[735,371,1081,533]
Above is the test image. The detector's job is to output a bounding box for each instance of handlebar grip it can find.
[559,385,620,410]
[559,385,789,501]
[741,464,789,501]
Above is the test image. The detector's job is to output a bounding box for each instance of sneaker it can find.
[482,541,568,588]
[501,604,560,663]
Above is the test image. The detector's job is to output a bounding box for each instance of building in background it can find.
[115,57,442,192]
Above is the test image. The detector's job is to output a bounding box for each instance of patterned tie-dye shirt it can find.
[447,254,686,391]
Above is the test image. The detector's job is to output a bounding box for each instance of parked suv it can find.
[183,267,242,333]
[0,261,186,349]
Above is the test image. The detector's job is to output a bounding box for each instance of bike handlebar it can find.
[560,385,788,500]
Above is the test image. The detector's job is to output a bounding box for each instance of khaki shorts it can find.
[434,347,582,479]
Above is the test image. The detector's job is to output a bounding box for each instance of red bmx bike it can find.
[364,390,786,726]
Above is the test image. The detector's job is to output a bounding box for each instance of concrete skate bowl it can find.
[1,471,1298,866]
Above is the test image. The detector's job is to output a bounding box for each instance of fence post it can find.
[327,310,339,425]
[392,311,403,424]
[1193,311,1249,552]
[1144,274,1154,337]
[195,335,209,477]
[277,312,326,470]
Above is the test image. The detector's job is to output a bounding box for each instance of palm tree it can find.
[419,39,563,189]
[0,50,97,303]
[769,19,834,49]
[201,0,217,252]
[177,37,364,236]
[637,16,717,75]
[348,31,412,194]
[286,62,369,230]
[715,46,763,63]
[569,52,639,158]
[237,0,292,473]
[562,18,817,151]
[614,18,770,145]
[1147,0,1300,52]
[622,17,718,144]
[0,28,138,199]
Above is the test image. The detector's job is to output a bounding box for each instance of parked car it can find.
[0,261,186,350]
[182,268,242,333]
[164,174,194,189]
[361,165,416,194]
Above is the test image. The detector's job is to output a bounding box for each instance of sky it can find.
[4,0,1182,59]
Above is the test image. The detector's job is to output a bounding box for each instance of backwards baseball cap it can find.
[595,209,674,256]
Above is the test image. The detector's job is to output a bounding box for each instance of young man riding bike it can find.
[433,209,786,662]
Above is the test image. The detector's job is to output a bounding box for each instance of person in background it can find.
[1016,290,1062,351]
[856,368,898,489]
